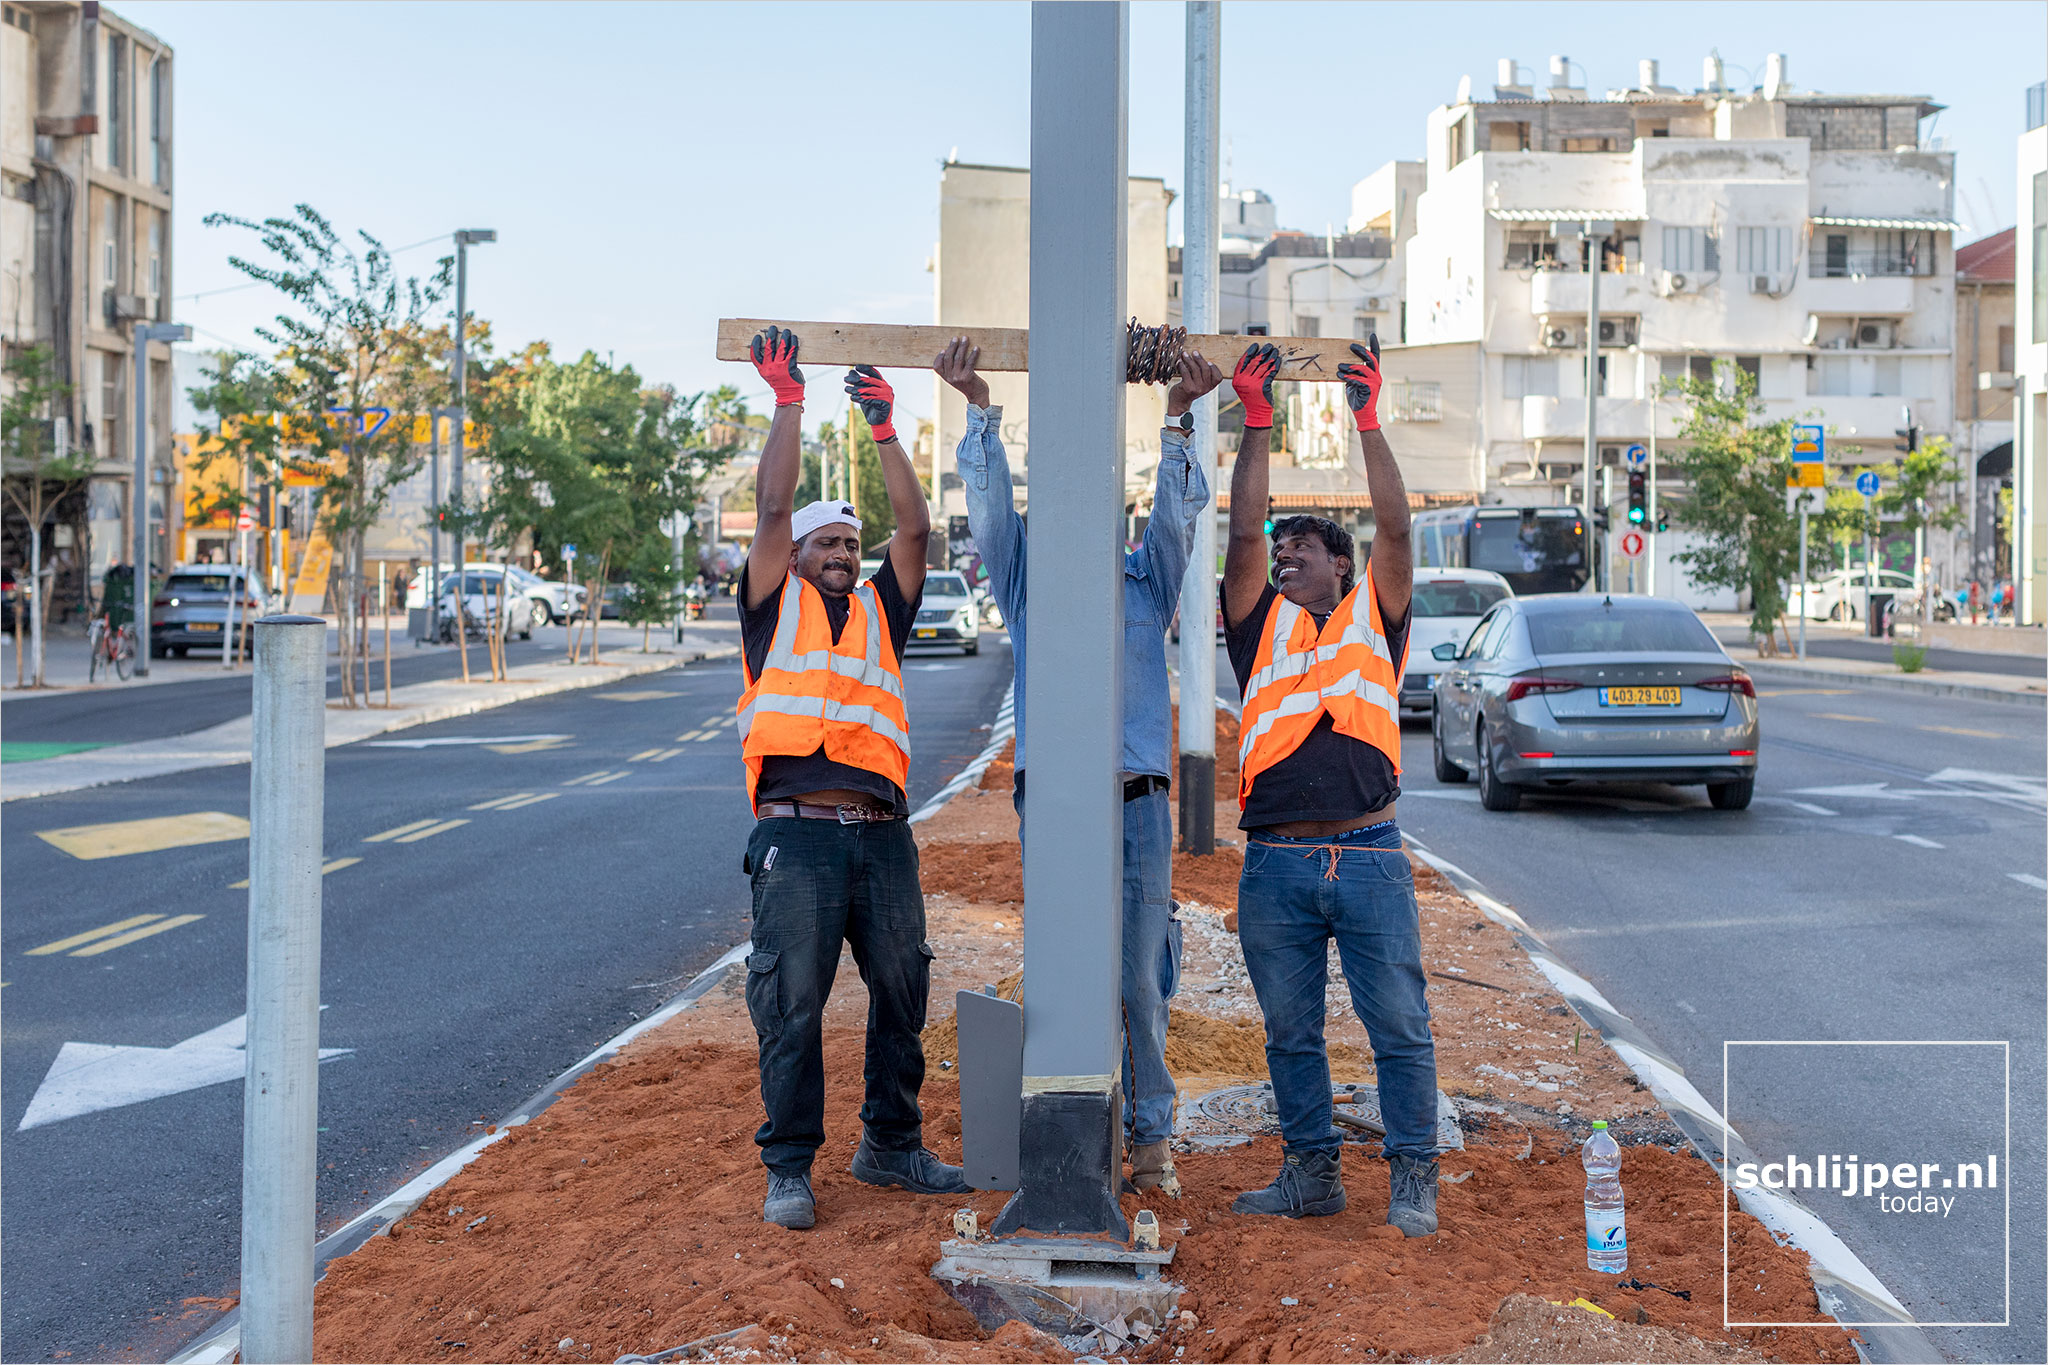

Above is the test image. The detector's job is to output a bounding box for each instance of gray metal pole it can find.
[1646,402,1658,597]
[1798,499,1808,660]
[427,413,442,644]
[241,614,327,1364]
[133,329,151,673]
[1176,0,1220,856]
[1582,224,1600,583]
[993,0,1129,1241]
[450,241,468,518]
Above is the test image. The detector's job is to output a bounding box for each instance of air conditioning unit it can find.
[1750,274,1776,295]
[1657,270,1688,297]
[1597,317,1639,347]
[1542,323,1583,349]
[1854,320,1896,349]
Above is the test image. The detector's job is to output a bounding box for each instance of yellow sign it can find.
[1787,464,1826,488]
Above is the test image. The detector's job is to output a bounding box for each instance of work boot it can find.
[1127,1140,1183,1198]
[763,1171,816,1229]
[1386,1154,1439,1237]
[1230,1147,1346,1218]
[850,1140,971,1195]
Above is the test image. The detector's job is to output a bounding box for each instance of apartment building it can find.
[1955,228,2015,583]
[1386,53,1961,594]
[1,0,174,605]
[2015,81,2046,624]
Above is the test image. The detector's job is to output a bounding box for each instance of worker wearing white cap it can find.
[734,327,967,1231]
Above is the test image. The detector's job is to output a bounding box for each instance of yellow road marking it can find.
[27,914,163,956]
[393,819,469,843]
[596,690,679,702]
[1813,712,1880,723]
[629,748,665,762]
[230,857,361,890]
[586,772,630,786]
[1756,688,1855,697]
[470,793,537,810]
[486,737,573,754]
[1920,724,2004,739]
[562,770,614,786]
[674,731,707,743]
[366,817,443,842]
[36,812,250,861]
[496,793,560,810]
[71,914,206,957]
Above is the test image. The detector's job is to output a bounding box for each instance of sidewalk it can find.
[1,627,739,803]
[268,709,1860,1365]
[1698,612,2045,705]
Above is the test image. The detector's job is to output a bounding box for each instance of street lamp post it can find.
[448,229,496,562]
[132,321,193,674]
[1176,0,1221,856]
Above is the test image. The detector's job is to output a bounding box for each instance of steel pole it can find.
[241,614,327,1363]
[427,414,442,644]
[1176,0,1220,856]
[1798,498,1809,660]
[133,329,152,673]
[992,0,1129,1242]
[450,242,468,524]
[1582,225,1600,589]
[1646,400,1658,597]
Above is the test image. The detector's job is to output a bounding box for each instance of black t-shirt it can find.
[739,555,920,815]
[1224,581,1410,830]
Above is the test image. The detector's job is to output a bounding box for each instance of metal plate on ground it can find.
[1176,1082,1462,1152]
[955,989,1022,1190]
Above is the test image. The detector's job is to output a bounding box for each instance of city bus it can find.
[1410,505,1591,595]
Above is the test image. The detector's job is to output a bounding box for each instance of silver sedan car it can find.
[1428,594,1759,811]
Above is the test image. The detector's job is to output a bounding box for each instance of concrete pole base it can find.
[1176,753,1215,855]
[990,1088,1128,1239]
[931,1234,1179,1340]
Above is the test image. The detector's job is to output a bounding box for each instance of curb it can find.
[169,670,1003,1365]
[1402,836,1938,1365]
[2,646,740,803]
[1747,659,2044,708]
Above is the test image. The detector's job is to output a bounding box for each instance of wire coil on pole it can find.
[1125,319,1190,385]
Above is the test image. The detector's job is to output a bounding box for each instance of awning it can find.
[1216,491,1470,511]
[1810,215,1963,232]
[1489,208,1639,223]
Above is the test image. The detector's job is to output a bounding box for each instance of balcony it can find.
[1521,396,1669,440]
[1798,272,1916,316]
[1528,268,1656,317]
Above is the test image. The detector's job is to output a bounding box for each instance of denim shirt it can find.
[955,404,1211,777]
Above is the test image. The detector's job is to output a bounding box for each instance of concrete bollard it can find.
[241,615,327,1363]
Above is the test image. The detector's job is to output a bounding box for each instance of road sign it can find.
[236,507,256,532]
[1856,471,1881,497]
[1789,463,1825,487]
[563,543,578,560]
[1624,443,1647,469]
[1791,424,1825,462]
[1619,530,1645,559]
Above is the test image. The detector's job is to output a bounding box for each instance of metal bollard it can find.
[241,615,327,1363]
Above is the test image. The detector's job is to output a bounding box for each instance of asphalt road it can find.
[0,633,1012,1363]
[1389,679,2046,1362]
[1706,624,2047,680]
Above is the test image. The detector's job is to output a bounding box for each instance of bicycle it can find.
[87,611,136,683]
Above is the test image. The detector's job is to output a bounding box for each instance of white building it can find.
[1384,53,1962,599]
[2015,81,2046,624]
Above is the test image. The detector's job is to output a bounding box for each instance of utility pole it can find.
[1177,0,1220,856]
[993,0,1130,1242]
[448,229,496,564]
[131,321,192,674]
[1582,221,1601,586]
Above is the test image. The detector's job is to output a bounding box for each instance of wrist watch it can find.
[1169,410,1193,433]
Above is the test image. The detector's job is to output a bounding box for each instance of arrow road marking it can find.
[17,1014,351,1132]
[1927,768,2047,806]
[364,734,570,749]
[1789,784,1948,801]
[2009,873,2048,892]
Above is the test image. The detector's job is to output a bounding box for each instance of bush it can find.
[1892,640,1928,673]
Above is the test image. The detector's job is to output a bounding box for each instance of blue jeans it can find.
[1013,775,1183,1147]
[1237,821,1439,1159]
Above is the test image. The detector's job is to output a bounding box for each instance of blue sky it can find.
[126,0,2044,430]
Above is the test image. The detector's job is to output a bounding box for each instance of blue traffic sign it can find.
[1855,471,1880,497]
[1791,423,1825,462]
[563,543,578,558]
[1625,444,1647,469]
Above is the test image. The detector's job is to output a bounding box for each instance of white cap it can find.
[791,499,862,545]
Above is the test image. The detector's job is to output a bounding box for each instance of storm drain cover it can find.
[1176,1083,1462,1152]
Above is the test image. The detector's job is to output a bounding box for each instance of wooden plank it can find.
[716,316,1372,383]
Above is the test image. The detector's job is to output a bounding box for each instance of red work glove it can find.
[1338,336,1383,432]
[844,365,898,444]
[1232,343,1280,430]
[749,326,806,407]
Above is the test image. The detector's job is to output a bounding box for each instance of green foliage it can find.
[618,533,683,630]
[1892,639,1928,672]
[1,346,90,491]
[1657,362,1802,638]
[184,350,293,525]
[1878,437,1965,537]
[848,408,896,551]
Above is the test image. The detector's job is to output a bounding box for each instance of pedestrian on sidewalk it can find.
[1220,339,1441,1237]
[735,328,968,1231]
[935,335,1221,1199]
[1966,579,1983,625]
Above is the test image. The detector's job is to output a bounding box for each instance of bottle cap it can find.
[1591,1120,1608,1129]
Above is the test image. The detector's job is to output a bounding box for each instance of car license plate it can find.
[190,622,221,632]
[915,628,938,638]
[1601,686,1679,706]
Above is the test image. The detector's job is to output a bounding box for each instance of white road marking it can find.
[1790,784,1946,802]
[2007,873,2048,891]
[1755,797,1839,816]
[586,772,630,786]
[907,663,964,671]
[1403,789,1481,803]
[18,1014,351,1131]
[495,793,560,811]
[364,735,569,749]
[1927,768,2047,806]
[1893,834,1944,850]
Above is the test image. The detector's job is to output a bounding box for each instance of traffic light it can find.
[1655,510,1669,533]
[1627,469,1647,524]
[1262,500,1275,536]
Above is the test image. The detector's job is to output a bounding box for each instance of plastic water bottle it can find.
[1582,1120,1627,1273]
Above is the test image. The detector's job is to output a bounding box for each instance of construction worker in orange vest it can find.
[1219,338,1441,1236]
[737,327,969,1230]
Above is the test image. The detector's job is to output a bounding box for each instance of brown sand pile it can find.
[1171,845,1243,908]
[919,841,1024,904]
[1445,1293,1770,1363]
[977,738,1016,792]
[309,1033,1854,1364]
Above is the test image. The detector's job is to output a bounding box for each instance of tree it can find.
[205,205,453,706]
[1659,363,1804,645]
[1,347,91,687]
[848,407,896,552]
[619,533,684,651]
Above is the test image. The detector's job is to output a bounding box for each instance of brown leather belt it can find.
[757,800,902,824]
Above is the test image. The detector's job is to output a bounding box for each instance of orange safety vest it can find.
[1237,566,1407,808]
[737,572,911,812]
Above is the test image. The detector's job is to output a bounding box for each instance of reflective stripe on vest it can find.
[1237,566,1406,808]
[737,573,911,810]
